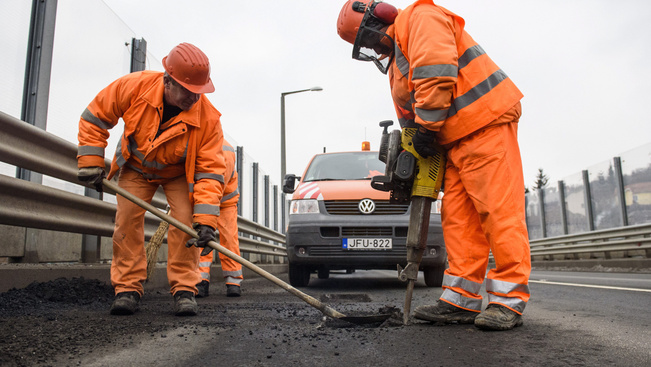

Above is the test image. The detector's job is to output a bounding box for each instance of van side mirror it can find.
[283,174,300,194]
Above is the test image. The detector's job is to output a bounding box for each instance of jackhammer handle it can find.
[101,179,347,320]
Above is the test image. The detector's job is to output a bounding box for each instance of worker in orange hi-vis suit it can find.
[77,43,226,317]
[337,0,530,331]
[195,140,243,297]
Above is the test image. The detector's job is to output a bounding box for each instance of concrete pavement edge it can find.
[0,263,288,293]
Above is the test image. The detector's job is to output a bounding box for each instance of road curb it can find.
[0,263,288,293]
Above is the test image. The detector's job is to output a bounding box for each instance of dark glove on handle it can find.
[77,166,105,192]
[411,127,437,158]
[185,224,217,256]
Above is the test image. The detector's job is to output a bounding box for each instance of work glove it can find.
[411,127,437,158]
[185,224,217,256]
[77,166,105,192]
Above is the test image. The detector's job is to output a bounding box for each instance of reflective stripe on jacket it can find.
[76,70,226,228]
[220,140,240,208]
[389,0,523,145]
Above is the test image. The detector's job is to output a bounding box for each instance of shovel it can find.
[102,178,391,326]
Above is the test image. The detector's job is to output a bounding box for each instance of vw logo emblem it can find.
[358,199,375,214]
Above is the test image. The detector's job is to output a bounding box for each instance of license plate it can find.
[342,238,392,250]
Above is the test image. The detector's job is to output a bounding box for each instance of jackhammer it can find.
[371,120,445,325]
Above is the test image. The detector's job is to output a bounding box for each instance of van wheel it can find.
[289,264,310,287]
[317,269,330,279]
[423,267,444,287]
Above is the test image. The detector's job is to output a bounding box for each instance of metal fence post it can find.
[129,38,147,72]
[273,185,278,232]
[558,180,569,235]
[252,163,263,262]
[613,157,629,227]
[17,0,58,263]
[582,170,595,231]
[252,163,259,223]
[538,188,547,239]
[81,187,102,263]
[264,175,270,229]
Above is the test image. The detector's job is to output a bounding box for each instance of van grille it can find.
[324,200,409,215]
[309,245,407,257]
[341,227,393,236]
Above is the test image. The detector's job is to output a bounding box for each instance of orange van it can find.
[282,146,446,287]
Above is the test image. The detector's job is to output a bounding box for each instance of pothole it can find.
[318,306,404,329]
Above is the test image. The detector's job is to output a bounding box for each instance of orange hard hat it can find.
[162,43,215,94]
[337,1,398,45]
[337,0,368,45]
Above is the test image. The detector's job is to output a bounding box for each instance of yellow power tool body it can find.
[371,121,445,324]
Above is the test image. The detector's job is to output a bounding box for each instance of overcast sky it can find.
[32,1,651,188]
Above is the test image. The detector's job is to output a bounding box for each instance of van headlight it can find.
[290,199,320,214]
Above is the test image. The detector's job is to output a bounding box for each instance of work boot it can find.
[414,300,478,324]
[226,284,241,297]
[474,304,523,331]
[173,291,198,316]
[110,291,140,315]
[196,280,209,298]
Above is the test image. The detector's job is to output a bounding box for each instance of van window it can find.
[303,152,385,182]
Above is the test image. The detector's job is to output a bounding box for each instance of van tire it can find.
[423,267,444,287]
[289,264,310,287]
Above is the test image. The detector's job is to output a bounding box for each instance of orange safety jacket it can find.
[77,71,226,229]
[388,0,523,145]
[220,140,239,208]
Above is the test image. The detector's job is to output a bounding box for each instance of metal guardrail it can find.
[3,109,649,265]
[0,111,286,259]
[529,222,651,260]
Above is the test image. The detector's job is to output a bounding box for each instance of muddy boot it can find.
[173,291,198,316]
[414,300,478,324]
[110,291,140,315]
[196,280,209,298]
[474,304,523,331]
[226,284,241,297]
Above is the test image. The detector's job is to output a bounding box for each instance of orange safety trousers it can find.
[111,167,201,296]
[440,103,531,315]
[196,204,243,286]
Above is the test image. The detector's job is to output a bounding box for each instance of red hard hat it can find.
[337,1,398,45]
[162,43,215,94]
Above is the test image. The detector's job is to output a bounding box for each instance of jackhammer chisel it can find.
[371,121,445,325]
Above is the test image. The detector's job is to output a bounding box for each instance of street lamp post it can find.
[280,86,323,184]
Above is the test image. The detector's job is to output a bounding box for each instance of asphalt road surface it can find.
[1,269,650,366]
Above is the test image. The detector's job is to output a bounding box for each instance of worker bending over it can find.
[77,43,225,316]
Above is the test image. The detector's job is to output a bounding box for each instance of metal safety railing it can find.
[0,111,286,262]
[529,222,651,260]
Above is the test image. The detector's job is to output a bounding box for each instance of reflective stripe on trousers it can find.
[195,205,243,286]
[440,110,531,314]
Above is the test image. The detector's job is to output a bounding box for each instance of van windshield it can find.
[303,152,385,182]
